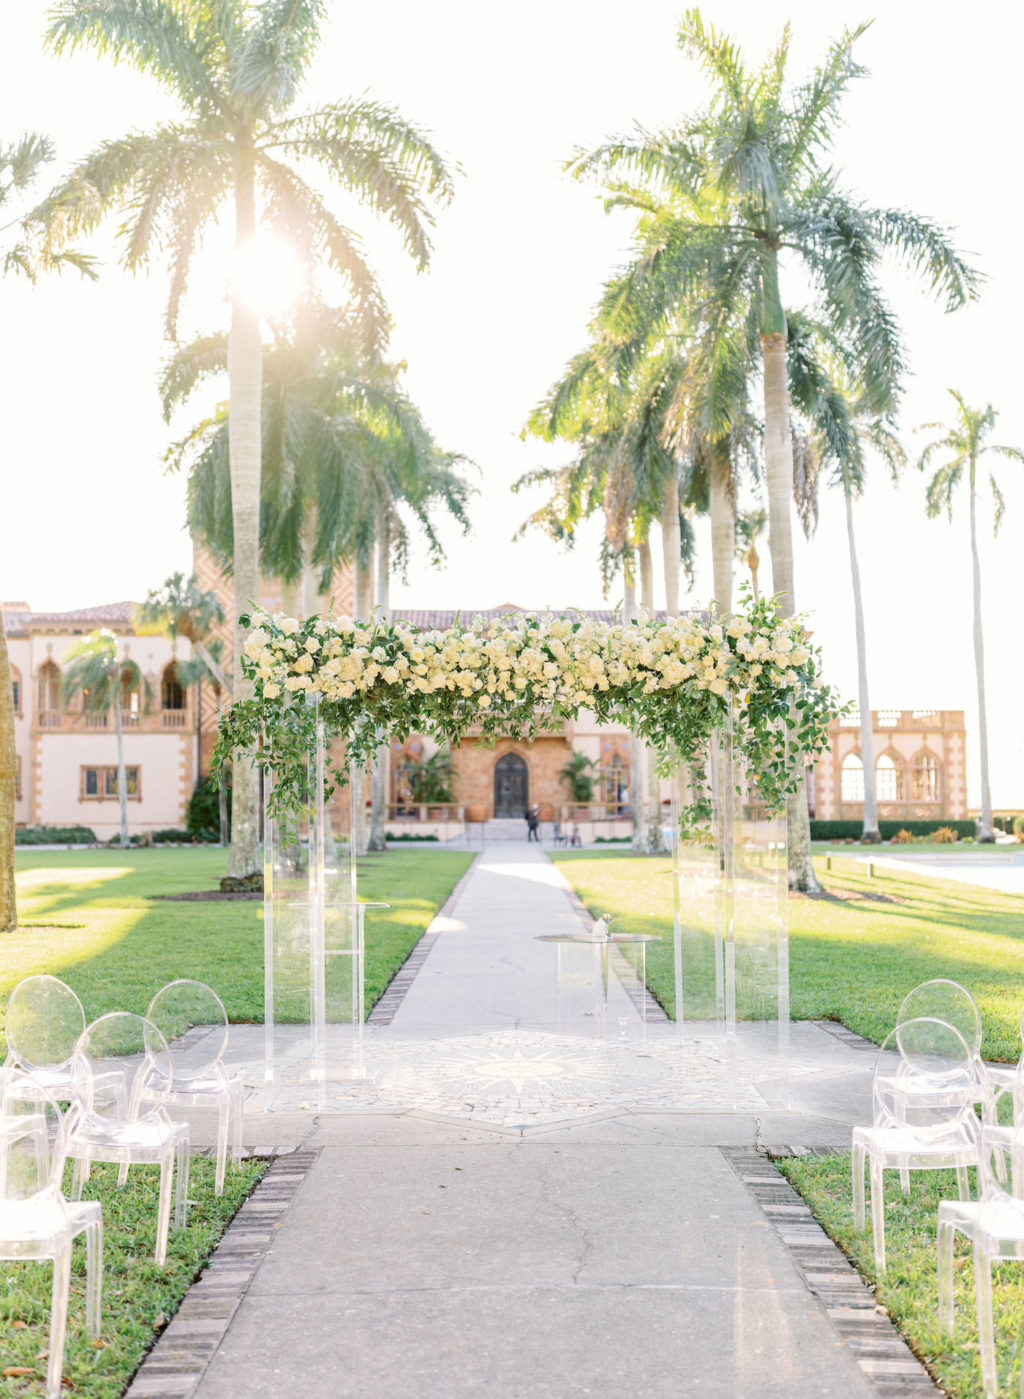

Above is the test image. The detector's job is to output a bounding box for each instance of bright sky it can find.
[2,1,1024,807]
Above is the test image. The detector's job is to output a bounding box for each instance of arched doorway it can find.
[493,752,528,817]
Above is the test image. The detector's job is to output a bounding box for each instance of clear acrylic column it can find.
[671,708,788,1055]
[263,698,366,1112]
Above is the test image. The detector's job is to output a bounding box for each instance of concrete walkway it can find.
[830,846,1024,896]
[182,846,901,1399]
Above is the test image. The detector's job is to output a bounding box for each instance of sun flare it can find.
[231,230,304,317]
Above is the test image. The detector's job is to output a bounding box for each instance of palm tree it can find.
[916,392,1024,842]
[62,630,152,849]
[135,571,228,796]
[43,1,454,882]
[788,333,906,843]
[569,10,978,889]
[734,508,767,601]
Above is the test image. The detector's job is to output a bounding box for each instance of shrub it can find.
[386,832,439,842]
[931,826,960,844]
[891,829,916,844]
[1013,815,1024,842]
[187,777,228,840]
[811,819,976,842]
[15,824,97,845]
[151,828,197,844]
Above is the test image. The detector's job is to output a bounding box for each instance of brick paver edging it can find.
[124,1150,320,1399]
[722,1148,940,1396]
[367,854,480,1025]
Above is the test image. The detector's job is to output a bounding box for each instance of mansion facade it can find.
[5,558,968,837]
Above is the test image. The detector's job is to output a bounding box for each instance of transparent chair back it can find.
[66,1013,188,1266]
[897,979,983,1055]
[146,980,230,1082]
[0,1068,102,1399]
[143,980,242,1194]
[4,974,85,1083]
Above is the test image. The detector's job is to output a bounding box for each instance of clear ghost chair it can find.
[64,1013,189,1267]
[132,980,243,1195]
[0,1068,102,1399]
[852,1016,985,1273]
[937,1123,1024,1399]
[2,975,125,1118]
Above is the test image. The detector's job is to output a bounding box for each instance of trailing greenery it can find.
[551,851,1024,1057]
[15,825,97,845]
[0,1158,264,1399]
[811,819,977,841]
[1,848,472,1051]
[216,593,839,832]
[780,1155,1021,1399]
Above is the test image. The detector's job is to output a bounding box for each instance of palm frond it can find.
[231,0,324,114]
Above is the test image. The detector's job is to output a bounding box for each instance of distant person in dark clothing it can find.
[526,806,540,842]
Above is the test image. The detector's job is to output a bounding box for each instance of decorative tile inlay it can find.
[254,1027,796,1125]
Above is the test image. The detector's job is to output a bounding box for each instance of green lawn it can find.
[0,1159,265,1399]
[780,1154,1023,1399]
[551,851,1024,1058]
[1,847,473,1048]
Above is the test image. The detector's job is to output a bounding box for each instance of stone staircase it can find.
[481,818,529,841]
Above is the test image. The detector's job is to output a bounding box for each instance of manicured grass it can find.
[2,847,473,1049]
[0,1157,265,1399]
[779,1154,1024,1399]
[551,851,1024,1058]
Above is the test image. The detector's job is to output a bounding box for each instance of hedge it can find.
[15,825,98,845]
[811,819,977,842]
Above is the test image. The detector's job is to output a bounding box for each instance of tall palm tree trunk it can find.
[639,538,666,852]
[845,486,879,842]
[761,312,820,894]
[708,445,735,615]
[0,610,17,930]
[623,554,650,853]
[113,690,128,849]
[280,578,300,618]
[368,523,392,853]
[969,464,995,841]
[225,150,264,881]
[660,474,681,617]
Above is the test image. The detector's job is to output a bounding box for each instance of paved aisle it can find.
[183,847,893,1399]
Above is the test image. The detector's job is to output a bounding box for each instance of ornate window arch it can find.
[840,751,864,802]
[161,662,186,711]
[911,749,942,802]
[876,751,904,803]
[36,659,60,713]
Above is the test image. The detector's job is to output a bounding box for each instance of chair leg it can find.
[46,1243,72,1399]
[117,1162,130,1188]
[230,1082,244,1166]
[70,1156,85,1201]
[974,1245,997,1398]
[937,1214,956,1335]
[956,1165,971,1201]
[84,1217,103,1337]
[215,1096,228,1196]
[174,1134,190,1230]
[155,1149,174,1267]
[870,1157,887,1274]
[852,1141,866,1232]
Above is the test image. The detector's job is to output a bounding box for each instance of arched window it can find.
[37,660,60,713]
[876,753,904,803]
[912,751,942,802]
[840,753,864,802]
[161,663,186,711]
[10,665,21,716]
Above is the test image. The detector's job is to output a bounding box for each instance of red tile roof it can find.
[2,601,136,636]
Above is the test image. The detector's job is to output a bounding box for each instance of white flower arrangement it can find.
[216,595,840,825]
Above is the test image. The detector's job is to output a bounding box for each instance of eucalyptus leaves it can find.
[214,595,840,823]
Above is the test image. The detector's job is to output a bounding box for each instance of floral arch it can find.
[216,594,838,825]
